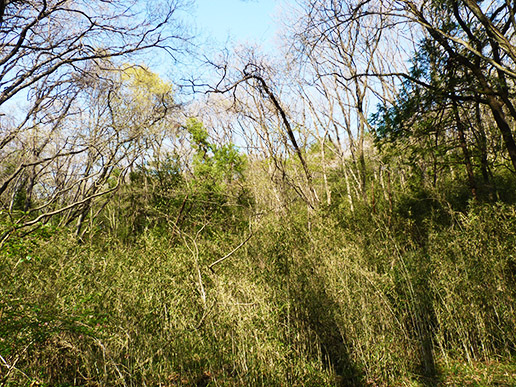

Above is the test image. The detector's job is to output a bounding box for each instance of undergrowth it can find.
[1,201,516,386]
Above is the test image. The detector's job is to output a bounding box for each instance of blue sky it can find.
[193,0,282,47]
[159,0,288,89]
[3,0,286,117]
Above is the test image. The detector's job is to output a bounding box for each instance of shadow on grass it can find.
[409,259,441,387]
[288,269,365,387]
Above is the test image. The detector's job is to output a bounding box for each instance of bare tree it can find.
[300,0,516,173]
[203,52,320,209]
[0,0,188,244]
[278,0,407,209]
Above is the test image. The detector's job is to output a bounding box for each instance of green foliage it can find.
[100,153,187,241]
[429,203,516,360]
[2,193,516,385]
[184,118,251,233]
[98,119,251,243]
[3,98,516,387]
[186,118,246,189]
[369,24,511,202]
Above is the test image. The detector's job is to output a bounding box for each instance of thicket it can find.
[2,0,516,386]
[2,144,516,386]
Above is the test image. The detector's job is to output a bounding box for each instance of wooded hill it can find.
[1,1,516,385]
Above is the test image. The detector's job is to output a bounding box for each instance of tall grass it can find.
[1,200,516,385]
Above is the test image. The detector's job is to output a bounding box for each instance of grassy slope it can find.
[1,202,516,386]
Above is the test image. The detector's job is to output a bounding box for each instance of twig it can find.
[208,233,253,272]
[0,351,36,384]
[171,193,189,236]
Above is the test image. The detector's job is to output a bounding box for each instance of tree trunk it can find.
[452,100,477,199]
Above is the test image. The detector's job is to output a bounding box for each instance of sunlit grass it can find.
[1,202,516,385]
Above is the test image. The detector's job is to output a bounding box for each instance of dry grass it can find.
[1,202,516,386]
